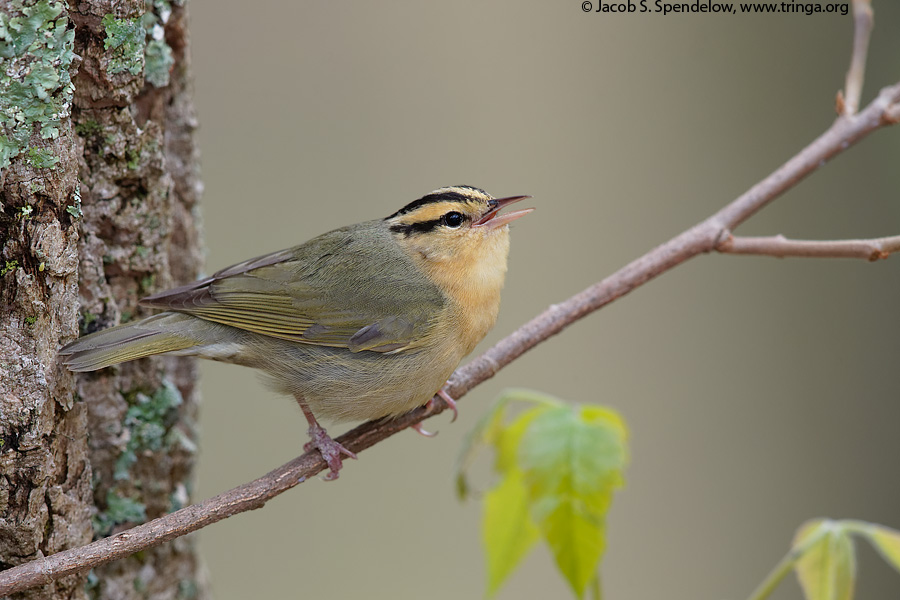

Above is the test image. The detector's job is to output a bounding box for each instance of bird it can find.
[59,185,532,479]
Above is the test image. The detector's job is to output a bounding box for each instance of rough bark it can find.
[1,1,205,599]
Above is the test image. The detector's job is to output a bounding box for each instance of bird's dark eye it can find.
[442,211,464,228]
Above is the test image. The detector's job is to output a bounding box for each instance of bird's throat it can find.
[415,230,511,355]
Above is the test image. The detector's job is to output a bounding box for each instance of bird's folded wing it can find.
[140,228,445,353]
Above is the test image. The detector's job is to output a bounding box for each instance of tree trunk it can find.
[0,1,205,598]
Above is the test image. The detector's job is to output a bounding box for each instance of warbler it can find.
[59,185,532,479]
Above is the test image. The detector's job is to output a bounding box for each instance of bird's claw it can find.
[425,388,458,422]
[305,424,357,480]
[412,388,458,437]
[411,422,437,437]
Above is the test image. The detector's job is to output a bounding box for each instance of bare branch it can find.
[886,102,900,124]
[4,27,900,600]
[717,233,900,261]
[0,409,430,596]
[841,0,874,116]
[716,82,900,232]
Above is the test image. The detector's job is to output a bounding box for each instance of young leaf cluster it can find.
[749,519,900,600]
[457,389,628,599]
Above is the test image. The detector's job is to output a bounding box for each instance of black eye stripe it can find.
[389,219,441,237]
[388,211,468,238]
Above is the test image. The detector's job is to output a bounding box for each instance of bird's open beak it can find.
[473,195,534,229]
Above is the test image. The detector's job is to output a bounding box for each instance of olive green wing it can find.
[140,224,446,353]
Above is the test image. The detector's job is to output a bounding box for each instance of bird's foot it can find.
[411,422,437,437]
[425,388,458,422]
[412,388,459,437]
[304,424,357,480]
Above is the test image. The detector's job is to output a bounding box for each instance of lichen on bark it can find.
[0,0,76,169]
[1,0,205,598]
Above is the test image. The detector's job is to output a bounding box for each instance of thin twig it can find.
[0,409,431,596]
[3,49,900,600]
[717,233,900,261]
[840,0,873,116]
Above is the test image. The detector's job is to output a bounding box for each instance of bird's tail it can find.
[59,312,204,372]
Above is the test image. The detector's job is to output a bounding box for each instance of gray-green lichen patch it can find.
[152,0,173,19]
[0,0,75,169]
[101,2,175,89]
[74,119,101,137]
[177,579,199,600]
[92,489,147,537]
[144,38,173,87]
[27,145,59,168]
[78,309,98,335]
[139,273,155,293]
[113,379,184,480]
[102,14,145,76]
[85,570,100,597]
[65,184,82,218]
[143,0,175,88]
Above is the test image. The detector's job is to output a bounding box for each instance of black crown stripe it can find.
[385,185,488,219]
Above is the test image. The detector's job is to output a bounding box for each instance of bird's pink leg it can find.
[297,398,356,480]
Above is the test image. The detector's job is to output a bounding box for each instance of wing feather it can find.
[140,222,445,352]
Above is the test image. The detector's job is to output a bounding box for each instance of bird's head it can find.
[384,185,532,312]
[385,185,532,265]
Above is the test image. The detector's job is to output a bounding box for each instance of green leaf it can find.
[483,468,540,596]
[518,405,628,599]
[455,388,558,500]
[456,393,514,499]
[793,519,857,600]
[861,524,900,575]
[497,404,551,475]
[460,390,628,599]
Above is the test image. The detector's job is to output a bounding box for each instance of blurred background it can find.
[187,2,900,599]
